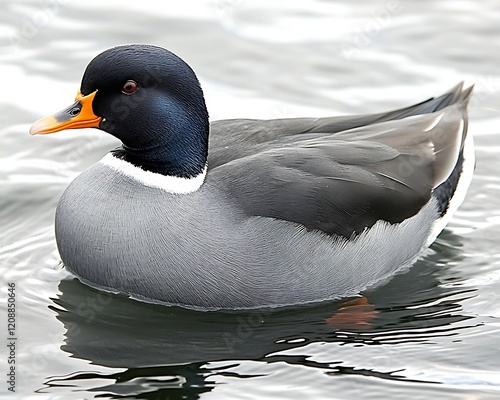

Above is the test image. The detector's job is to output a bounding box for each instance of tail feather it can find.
[309,82,472,135]
[432,84,474,216]
[379,82,467,120]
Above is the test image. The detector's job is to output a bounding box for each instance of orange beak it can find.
[29,90,102,135]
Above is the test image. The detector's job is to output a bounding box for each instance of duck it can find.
[30,44,474,310]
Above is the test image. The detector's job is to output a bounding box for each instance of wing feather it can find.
[207,85,471,238]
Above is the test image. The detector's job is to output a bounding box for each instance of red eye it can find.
[122,80,138,95]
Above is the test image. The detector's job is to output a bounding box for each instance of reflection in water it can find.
[45,231,477,398]
[46,364,213,400]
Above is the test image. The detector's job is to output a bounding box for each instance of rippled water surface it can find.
[1,1,500,399]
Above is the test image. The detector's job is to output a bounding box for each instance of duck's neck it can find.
[111,104,209,179]
[100,153,207,194]
[112,141,207,178]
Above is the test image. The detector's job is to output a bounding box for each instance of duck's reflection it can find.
[47,231,476,398]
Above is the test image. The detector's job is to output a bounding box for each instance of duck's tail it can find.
[427,84,475,244]
[374,81,474,121]
[309,82,474,134]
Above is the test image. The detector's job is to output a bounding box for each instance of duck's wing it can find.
[208,83,466,168]
[210,92,471,239]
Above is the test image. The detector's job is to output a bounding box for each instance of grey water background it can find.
[1,0,500,399]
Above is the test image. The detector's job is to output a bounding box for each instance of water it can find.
[1,1,500,398]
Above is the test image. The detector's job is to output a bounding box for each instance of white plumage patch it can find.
[424,112,445,131]
[99,153,207,194]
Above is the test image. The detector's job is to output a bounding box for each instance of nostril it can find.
[69,108,80,117]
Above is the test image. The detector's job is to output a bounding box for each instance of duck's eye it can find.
[122,80,138,95]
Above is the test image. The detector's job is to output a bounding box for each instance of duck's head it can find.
[30,44,209,178]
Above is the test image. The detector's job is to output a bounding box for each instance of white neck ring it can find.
[99,153,207,194]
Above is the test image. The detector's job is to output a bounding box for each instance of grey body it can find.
[56,162,437,309]
[55,84,473,309]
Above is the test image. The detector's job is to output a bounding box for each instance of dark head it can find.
[30,44,210,177]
